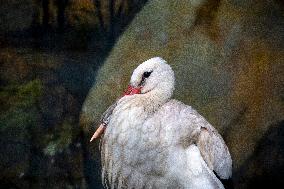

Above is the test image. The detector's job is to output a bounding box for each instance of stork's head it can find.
[90,57,175,142]
[124,57,175,101]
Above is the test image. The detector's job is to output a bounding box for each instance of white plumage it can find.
[93,57,232,189]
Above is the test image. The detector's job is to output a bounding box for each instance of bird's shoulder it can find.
[159,99,195,115]
[157,99,209,127]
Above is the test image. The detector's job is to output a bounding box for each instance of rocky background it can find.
[81,0,284,189]
[1,0,283,189]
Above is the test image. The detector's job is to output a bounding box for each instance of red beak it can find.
[90,124,106,142]
[123,85,142,96]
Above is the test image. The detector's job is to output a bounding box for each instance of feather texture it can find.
[98,57,232,189]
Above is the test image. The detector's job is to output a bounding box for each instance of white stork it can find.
[91,57,232,189]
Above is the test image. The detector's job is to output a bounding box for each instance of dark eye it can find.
[143,71,152,78]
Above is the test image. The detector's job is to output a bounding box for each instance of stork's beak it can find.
[90,124,106,142]
[123,85,142,96]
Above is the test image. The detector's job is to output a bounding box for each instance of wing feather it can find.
[176,101,232,180]
[196,125,232,179]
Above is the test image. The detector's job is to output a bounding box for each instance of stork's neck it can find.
[118,81,174,116]
[136,86,173,114]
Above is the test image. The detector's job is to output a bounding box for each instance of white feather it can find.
[100,57,232,189]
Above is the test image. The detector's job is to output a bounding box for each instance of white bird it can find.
[90,57,232,189]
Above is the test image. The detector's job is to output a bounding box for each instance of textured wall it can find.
[81,0,284,188]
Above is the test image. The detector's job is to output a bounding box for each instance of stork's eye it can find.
[143,71,152,78]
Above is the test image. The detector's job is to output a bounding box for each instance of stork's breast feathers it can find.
[102,98,232,188]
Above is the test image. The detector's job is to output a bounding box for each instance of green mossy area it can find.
[81,0,284,188]
[0,48,85,188]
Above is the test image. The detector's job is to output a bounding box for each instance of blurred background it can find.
[0,0,283,189]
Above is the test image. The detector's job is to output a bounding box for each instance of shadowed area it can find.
[235,121,284,188]
[0,0,148,188]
